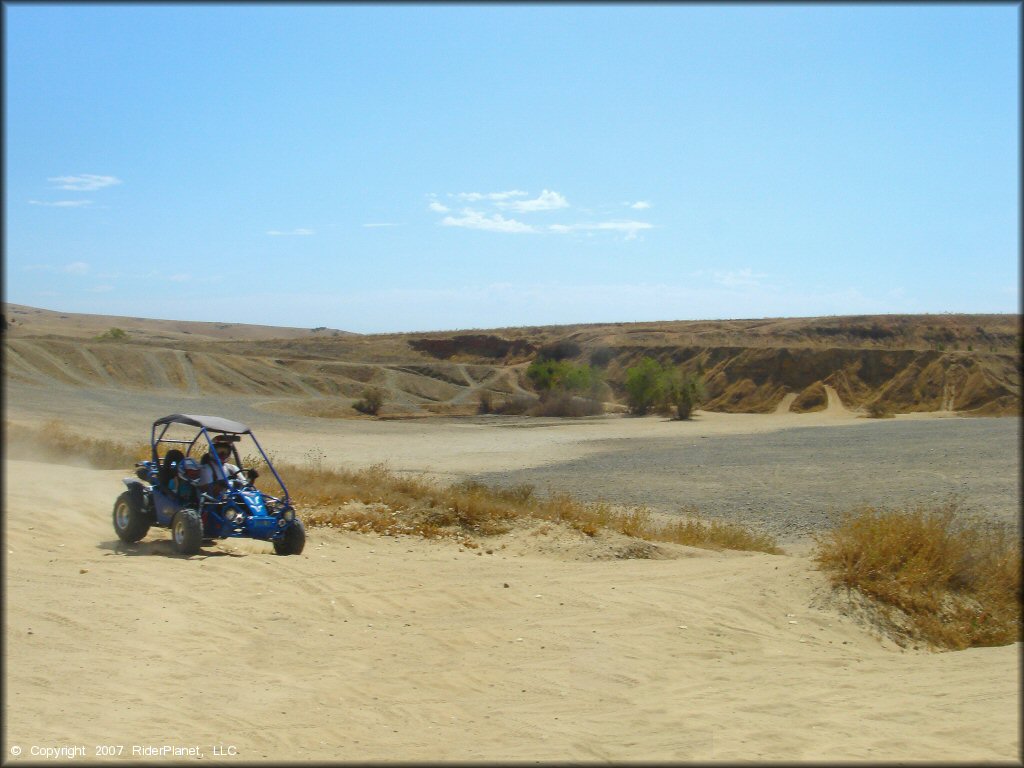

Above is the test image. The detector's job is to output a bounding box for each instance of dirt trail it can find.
[823,384,852,415]
[774,392,797,414]
[173,350,201,394]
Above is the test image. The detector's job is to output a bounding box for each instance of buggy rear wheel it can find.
[172,508,203,556]
[273,519,305,556]
[113,491,150,543]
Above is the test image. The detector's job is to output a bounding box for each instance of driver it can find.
[199,436,243,496]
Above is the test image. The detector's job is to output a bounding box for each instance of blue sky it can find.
[4,3,1019,333]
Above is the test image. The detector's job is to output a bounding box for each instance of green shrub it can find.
[95,327,127,341]
[667,371,706,420]
[623,357,667,415]
[526,358,599,394]
[623,358,705,418]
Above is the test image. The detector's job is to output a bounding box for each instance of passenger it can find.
[172,457,203,504]
[199,437,243,496]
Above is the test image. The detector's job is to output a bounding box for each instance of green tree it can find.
[623,357,666,415]
[666,371,706,420]
[526,358,600,398]
[623,358,705,418]
[524,357,605,416]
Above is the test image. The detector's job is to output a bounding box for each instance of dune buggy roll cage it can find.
[150,414,290,504]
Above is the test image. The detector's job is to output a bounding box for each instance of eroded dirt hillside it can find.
[3,308,1020,417]
[601,346,1019,415]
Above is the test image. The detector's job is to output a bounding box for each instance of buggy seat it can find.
[158,450,184,493]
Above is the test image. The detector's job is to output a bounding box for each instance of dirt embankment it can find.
[3,309,1020,417]
[408,334,537,362]
[599,345,1020,415]
[6,335,1018,417]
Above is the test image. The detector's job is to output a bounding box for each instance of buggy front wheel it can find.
[273,519,306,556]
[172,508,203,556]
[113,491,150,543]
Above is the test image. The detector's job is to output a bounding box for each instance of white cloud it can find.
[454,190,528,202]
[29,199,93,207]
[441,209,536,233]
[628,200,651,210]
[168,273,191,282]
[64,262,90,275]
[429,189,651,239]
[267,228,314,236]
[498,189,569,213]
[48,174,122,191]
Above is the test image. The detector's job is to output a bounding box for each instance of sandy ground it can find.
[3,382,1022,762]
[0,381,969,477]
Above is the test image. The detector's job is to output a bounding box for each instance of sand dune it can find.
[4,449,1019,761]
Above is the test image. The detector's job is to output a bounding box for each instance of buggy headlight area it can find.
[224,506,244,524]
[266,497,293,517]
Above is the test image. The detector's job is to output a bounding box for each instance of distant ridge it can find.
[2,303,355,342]
[3,304,1019,417]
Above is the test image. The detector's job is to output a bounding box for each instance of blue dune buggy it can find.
[113,414,305,556]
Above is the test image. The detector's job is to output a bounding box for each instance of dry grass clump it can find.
[5,419,149,468]
[476,393,536,415]
[352,386,386,415]
[277,458,780,554]
[813,500,1021,650]
[280,463,526,537]
[478,390,602,417]
[656,514,784,554]
[528,393,604,417]
[495,395,536,415]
